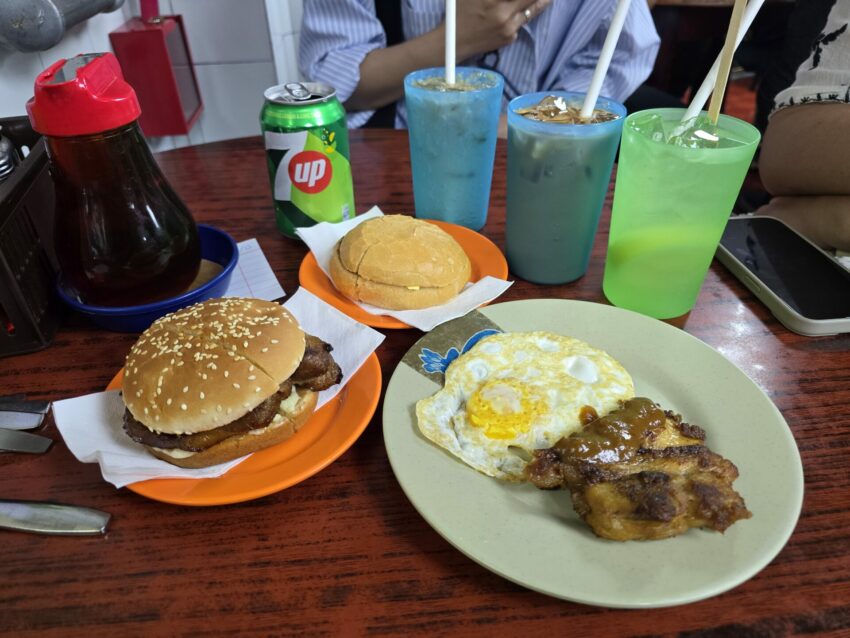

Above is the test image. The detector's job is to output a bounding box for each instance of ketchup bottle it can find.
[26,53,200,307]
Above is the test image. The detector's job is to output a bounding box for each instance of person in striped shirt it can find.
[299,0,660,132]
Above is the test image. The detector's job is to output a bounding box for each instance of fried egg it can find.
[415,332,634,480]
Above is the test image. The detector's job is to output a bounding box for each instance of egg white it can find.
[415,332,635,480]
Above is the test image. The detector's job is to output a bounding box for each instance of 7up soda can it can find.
[261,82,356,238]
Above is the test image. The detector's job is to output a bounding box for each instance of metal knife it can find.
[0,428,52,453]
[0,412,46,430]
[0,396,50,430]
[0,500,110,535]
[0,399,50,414]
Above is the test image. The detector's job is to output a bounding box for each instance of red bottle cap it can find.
[26,53,142,137]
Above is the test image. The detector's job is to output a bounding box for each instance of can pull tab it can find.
[283,83,313,101]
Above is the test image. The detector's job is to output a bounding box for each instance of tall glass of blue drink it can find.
[404,68,504,230]
[506,92,625,284]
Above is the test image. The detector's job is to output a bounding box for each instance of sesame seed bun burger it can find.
[121,297,342,468]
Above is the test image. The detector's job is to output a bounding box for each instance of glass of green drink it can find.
[602,109,760,319]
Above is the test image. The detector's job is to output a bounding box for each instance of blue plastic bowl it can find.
[56,224,239,333]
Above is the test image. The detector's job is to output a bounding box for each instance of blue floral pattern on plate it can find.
[418,329,501,374]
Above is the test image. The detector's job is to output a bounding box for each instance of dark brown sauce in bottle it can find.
[555,397,665,464]
[48,122,200,307]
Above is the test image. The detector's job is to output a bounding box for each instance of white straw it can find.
[580,0,632,119]
[445,0,456,84]
[682,0,766,121]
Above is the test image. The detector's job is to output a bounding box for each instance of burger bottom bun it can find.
[329,250,467,310]
[147,390,319,469]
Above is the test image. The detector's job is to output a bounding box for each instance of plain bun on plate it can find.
[121,297,341,468]
[329,214,471,310]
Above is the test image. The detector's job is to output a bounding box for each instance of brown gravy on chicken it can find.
[554,398,665,465]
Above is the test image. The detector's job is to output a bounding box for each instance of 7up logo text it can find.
[263,123,354,234]
[288,150,332,194]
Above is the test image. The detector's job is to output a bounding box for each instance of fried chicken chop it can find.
[527,397,751,541]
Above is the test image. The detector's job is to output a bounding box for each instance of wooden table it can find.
[2,130,849,636]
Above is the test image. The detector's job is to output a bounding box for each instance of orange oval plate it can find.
[107,353,382,506]
[298,219,509,329]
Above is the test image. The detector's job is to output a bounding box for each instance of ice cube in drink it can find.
[513,95,620,124]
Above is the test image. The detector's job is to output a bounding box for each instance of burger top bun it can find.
[329,215,471,310]
[122,298,305,436]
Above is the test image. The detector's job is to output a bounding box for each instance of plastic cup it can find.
[404,67,504,230]
[603,108,760,319]
[505,92,626,284]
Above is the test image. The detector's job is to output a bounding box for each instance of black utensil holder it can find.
[0,116,61,358]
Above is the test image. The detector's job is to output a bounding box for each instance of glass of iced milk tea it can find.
[404,67,504,231]
[505,92,625,284]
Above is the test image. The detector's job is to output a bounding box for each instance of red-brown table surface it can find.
[1,130,849,637]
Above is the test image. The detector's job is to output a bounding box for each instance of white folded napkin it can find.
[296,206,513,331]
[52,288,385,488]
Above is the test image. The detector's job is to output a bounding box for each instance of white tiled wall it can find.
[0,0,304,151]
[138,0,278,151]
[265,0,305,85]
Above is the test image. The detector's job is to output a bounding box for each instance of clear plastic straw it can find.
[580,0,632,119]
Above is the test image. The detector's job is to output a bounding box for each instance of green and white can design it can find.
[262,82,356,238]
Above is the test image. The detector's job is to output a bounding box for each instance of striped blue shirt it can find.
[299,0,660,128]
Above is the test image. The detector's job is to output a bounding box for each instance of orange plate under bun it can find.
[107,353,382,506]
[299,219,509,329]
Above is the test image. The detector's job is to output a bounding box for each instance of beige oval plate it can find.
[383,299,804,608]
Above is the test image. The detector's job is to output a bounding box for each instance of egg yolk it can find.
[467,379,545,439]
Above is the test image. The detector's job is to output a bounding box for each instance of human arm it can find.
[344,26,445,112]
[300,0,552,123]
[550,0,660,103]
[350,0,551,111]
[298,0,388,128]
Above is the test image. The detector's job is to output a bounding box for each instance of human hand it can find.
[455,0,552,60]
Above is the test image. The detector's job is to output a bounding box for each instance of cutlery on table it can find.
[0,394,50,431]
[0,500,111,535]
[0,428,52,453]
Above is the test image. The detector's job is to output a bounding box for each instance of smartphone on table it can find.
[716,216,850,336]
